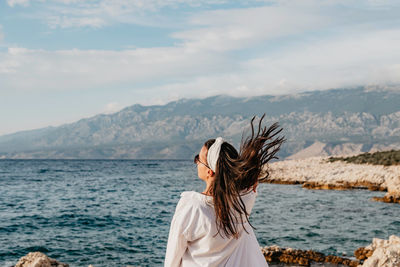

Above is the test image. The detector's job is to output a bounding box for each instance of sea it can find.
[0,159,399,267]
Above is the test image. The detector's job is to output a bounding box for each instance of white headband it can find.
[207,137,225,172]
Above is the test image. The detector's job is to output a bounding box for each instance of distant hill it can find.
[1,85,399,159]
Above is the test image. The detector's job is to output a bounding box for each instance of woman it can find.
[164,115,284,267]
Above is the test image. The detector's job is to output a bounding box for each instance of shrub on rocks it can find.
[328,150,400,166]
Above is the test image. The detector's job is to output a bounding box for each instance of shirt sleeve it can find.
[164,194,199,267]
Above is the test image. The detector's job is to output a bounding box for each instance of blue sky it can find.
[1,0,400,136]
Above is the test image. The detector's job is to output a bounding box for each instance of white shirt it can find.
[164,188,268,267]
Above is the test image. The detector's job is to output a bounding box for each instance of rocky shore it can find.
[267,157,400,203]
[13,236,400,266]
[262,235,400,266]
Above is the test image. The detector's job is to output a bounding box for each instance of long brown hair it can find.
[204,114,285,238]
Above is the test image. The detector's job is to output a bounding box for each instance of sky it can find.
[1,0,400,136]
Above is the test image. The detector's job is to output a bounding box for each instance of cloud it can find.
[4,27,398,101]
[7,0,231,28]
[243,28,400,91]
[119,28,400,102]
[7,0,400,30]
[7,0,30,7]
[103,102,124,114]
[0,45,231,92]
[1,2,400,102]
[7,0,230,8]
[175,0,400,53]
[47,16,106,29]
[0,25,4,42]
[173,5,327,52]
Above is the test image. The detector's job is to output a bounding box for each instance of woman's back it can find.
[164,189,268,267]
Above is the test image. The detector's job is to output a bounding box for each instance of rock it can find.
[375,174,400,203]
[261,245,359,266]
[373,194,400,204]
[354,247,373,260]
[359,235,400,267]
[15,252,68,267]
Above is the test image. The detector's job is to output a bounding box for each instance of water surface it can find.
[0,159,398,266]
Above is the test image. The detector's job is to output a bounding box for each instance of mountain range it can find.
[1,85,399,159]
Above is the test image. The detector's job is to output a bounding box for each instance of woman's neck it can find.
[202,182,213,196]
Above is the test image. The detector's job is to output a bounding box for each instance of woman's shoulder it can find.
[177,191,212,210]
[179,189,256,204]
[180,191,209,202]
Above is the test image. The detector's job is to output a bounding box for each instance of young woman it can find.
[164,115,284,267]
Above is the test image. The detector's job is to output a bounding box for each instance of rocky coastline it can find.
[262,236,400,266]
[267,157,400,203]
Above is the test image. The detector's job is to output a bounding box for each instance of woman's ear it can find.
[207,169,215,178]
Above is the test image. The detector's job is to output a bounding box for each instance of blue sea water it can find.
[0,159,399,267]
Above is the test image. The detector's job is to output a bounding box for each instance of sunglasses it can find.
[194,154,211,169]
